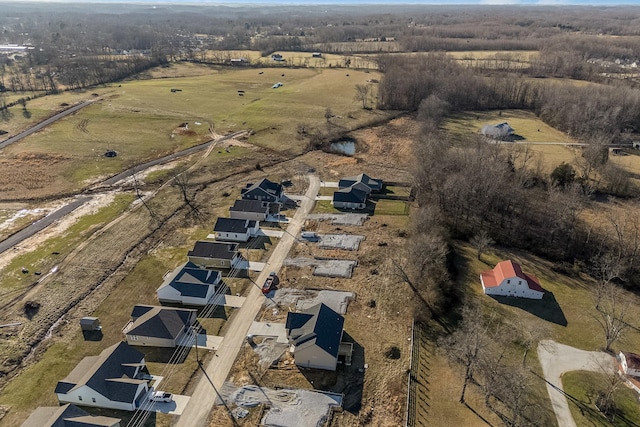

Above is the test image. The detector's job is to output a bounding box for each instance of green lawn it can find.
[372,199,409,216]
[563,371,640,427]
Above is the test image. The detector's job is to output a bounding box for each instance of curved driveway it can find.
[174,175,321,427]
[537,340,615,427]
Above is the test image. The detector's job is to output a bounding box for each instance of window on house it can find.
[507,279,510,284]
[92,397,96,403]
[78,396,83,401]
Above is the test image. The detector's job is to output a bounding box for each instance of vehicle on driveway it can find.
[150,391,173,403]
[262,272,279,294]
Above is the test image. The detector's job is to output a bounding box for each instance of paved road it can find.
[537,340,615,427]
[174,174,320,427]
[0,197,91,255]
[0,101,92,150]
[100,131,246,186]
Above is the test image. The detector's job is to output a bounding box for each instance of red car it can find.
[262,272,279,294]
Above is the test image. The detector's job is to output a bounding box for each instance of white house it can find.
[157,261,222,306]
[285,303,345,371]
[21,404,121,427]
[619,352,640,378]
[213,217,259,242]
[481,122,514,140]
[55,342,150,411]
[480,260,544,299]
[123,305,197,348]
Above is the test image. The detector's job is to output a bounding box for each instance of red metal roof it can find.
[480,260,544,292]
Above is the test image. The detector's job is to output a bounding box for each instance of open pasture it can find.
[2,64,385,197]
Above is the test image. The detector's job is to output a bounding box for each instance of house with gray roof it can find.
[332,186,368,210]
[123,305,196,348]
[156,261,222,306]
[55,342,150,411]
[188,241,240,269]
[285,303,345,371]
[338,173,383,193]
[481,122,514,141]
[213,217,259,242]
[241,178,284,203]
[21,404,121,427]
[229,199,270,221]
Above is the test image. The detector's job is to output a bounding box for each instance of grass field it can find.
[563,371,640,427]
[2,63,387,198]
[419,242,640,427]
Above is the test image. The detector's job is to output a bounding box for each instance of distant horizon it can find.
[1,0,640,6]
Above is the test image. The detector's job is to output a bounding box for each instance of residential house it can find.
[480,260,544,299]
[332,186,368,210]
[285,303,345,371]
[618,351,640,394]
[21,404,121,427]
[241,178,283,203]
[213,217,259,242]
[157,261,222,306]
[187,241,240,269]
[338,173,383,193]
[619,351,640,378]
[481,122,514,140]
[123,305,197,348]
[55,342,150,411]
[229,199,269,221]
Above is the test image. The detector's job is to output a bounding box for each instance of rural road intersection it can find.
[174,174,321,427]
[537,340,615,427]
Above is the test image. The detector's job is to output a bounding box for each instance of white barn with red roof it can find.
[480,260,544,299]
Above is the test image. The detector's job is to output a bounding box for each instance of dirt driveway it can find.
[537,340,615,427]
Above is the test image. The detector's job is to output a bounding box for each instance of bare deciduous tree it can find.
[439,301,493,404]
[470,230,494,262]
[354,83,372,109]
[593,284,631,352]
[173,173,202,219]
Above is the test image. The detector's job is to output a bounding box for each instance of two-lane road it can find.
[173,174,321,427]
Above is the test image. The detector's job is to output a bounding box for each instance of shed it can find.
[80,317,102,332]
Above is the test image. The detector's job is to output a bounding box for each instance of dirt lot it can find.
[0,112,416,427]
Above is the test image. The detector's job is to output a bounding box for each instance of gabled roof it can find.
[55,342,146,403]
[126,305,195,340]
[480,260,544,293]
[285,303,344,358]
[188,241,238,260]
[20,404,121,427]
[241,178,283,199]
[214,217,257,233]
[230,199,269,214]
[623,352,640,371]
[333,186,368,204]
[338,173,382,191]
[159,262,221,298]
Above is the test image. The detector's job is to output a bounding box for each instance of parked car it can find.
[262,272,279,294]
[150,391,173,403]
